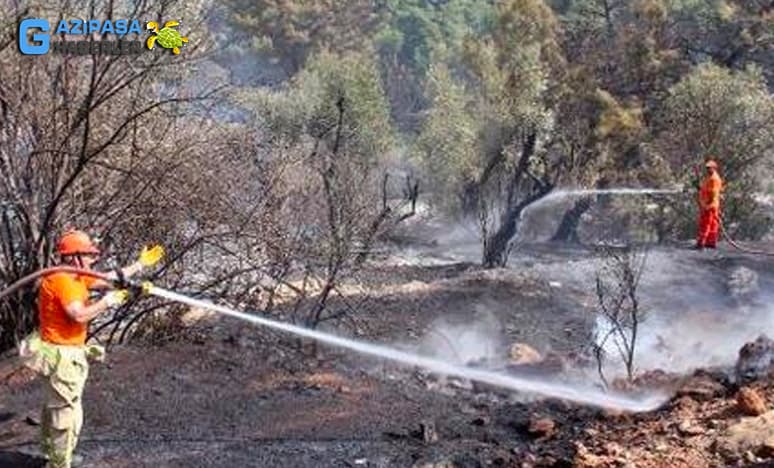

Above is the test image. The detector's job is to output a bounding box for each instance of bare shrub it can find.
[0,0,223,351]
[592,244,648,386]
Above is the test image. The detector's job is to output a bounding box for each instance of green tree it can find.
[246,49,394,157]
[239,50,410,329]
[225,0,383,76]
[655,63,774,239]
[375,0,496,74]
[374,0,497,129]
[413,64,478,213]
[416,0,575,266]
[667,0,774,70]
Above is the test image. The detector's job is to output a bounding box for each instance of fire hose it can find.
[0,267,141,302]
[688,164,774,257]
[0,267,103,299]
[718,215,774,257]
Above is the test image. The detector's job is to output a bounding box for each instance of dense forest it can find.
[223,0,774,250]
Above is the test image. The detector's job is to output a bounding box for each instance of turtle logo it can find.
[145,20,188,55]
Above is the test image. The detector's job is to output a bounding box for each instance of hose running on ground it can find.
[718,215,774,257]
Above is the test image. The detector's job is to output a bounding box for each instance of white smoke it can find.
[416,306,503,366]
[594,305,774,376]
[594,263,774,376]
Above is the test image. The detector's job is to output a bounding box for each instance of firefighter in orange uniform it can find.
[696,159,723,249]
[19,230,163,467]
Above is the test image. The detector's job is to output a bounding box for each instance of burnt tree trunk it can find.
[482,187,552,268]
[482,133,554,268]
[0,207,41,352]
[550,196,594,244]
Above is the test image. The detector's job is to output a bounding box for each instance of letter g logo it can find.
[19,19,50,55]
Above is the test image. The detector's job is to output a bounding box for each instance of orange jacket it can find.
[698,172,723,210]
[38,273,97,345]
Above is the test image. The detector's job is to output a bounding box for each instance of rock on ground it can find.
[509,343,542,365]
[714,411,774,461]
[736,335,774,383]
[737,387,768,416]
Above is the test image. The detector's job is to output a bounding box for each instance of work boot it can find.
[693,244,704,250]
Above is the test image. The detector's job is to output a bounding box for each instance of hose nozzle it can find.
[112,270,153,296]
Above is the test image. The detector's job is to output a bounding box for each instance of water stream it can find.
[150,286,669,412]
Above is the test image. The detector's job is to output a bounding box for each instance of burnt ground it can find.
[2,240,774,467]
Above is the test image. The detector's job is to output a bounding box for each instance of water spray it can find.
[149,285,668,412]
[522,187,774,254]
[517,187,684,226]
[522,187,684,216]
[0,268,669,413]
[543,188,684,199]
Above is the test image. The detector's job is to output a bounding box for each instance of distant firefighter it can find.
[696,159,724,249]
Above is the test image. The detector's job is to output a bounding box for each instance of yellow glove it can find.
[104,290,129,307]
[139,245,165,267]
[141,281,154,295]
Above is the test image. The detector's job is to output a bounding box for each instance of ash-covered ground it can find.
[3,217,774,467]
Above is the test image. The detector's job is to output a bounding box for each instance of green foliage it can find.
[496,0,562,61]
[560,0,624,34]
[382,3,439,73]
[664,0,774,71]
[371,0,498,129]
[667,0,734,19]
[460,0,559,133]
[226,0,381,73]
[414,0,562,219]
[594,90,644,140]
[375,0,497,74]
[300,50,394,158]
[660,64,774,177]
[657,63,774,239]
[413,65,478,211]
[243,49,394,163]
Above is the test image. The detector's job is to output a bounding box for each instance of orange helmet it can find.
[56,230,100,256]
[705,160,718,169]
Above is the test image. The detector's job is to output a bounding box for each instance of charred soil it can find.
[2,242,774,467]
